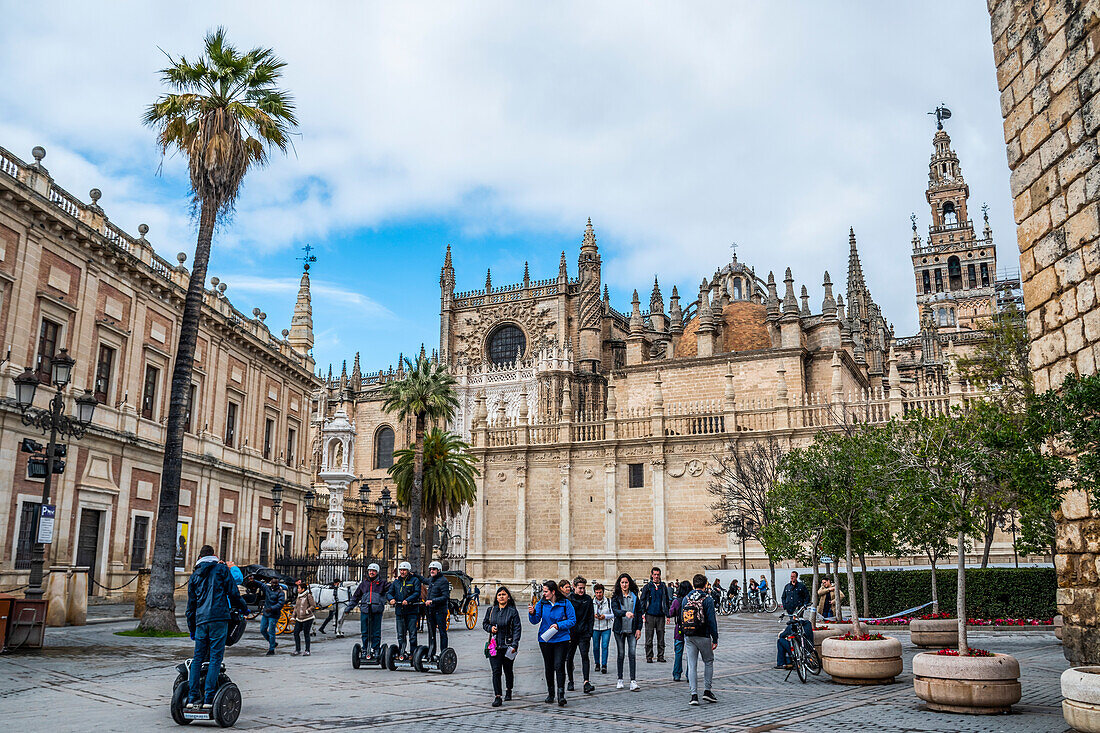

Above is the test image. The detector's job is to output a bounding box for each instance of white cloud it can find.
[220,275,394,317]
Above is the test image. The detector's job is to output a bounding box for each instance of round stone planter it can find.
[912,651,1021,714]
[1055,614,1064,642]
[812,626,847,656]
[910,617,958,648]
[821,636,903,685]
[1062,666,1100,733]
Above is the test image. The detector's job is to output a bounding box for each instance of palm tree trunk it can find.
[957,530,968,654]
[858,550,870,619]
[845,527,863,636]
[409,413,426,573]
[139,199,216,632]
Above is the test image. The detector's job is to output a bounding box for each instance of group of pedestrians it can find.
[482,567,719,708]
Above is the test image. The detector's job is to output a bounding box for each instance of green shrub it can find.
[834,567,1055,620]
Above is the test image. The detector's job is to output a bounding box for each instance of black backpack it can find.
[680,590,708,637]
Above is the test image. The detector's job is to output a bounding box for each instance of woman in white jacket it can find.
[590,582,613,674]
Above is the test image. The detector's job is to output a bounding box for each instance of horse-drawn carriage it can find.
[239,564,299,635]
[417,570,479,631]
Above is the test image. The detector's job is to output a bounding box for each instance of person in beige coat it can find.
[291,579,316,656]
[816,579,844,620]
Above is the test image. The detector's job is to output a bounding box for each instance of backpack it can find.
[680,590,708,637]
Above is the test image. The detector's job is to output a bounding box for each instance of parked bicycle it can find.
[778,604,821,683]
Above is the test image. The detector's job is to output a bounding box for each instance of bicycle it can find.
[778,604,821,683]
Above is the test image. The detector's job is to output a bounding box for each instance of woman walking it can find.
[291,580,316,656]
[483,586,522,707]
[591,582,613,674]
[529,579,576,706]
[669,580,693,682]
[611,573,642,691]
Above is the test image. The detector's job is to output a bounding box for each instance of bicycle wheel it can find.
[788,638,807,683]
[801,636,822,675]
[764,596,778,613]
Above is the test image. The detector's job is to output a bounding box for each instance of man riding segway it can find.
[175,544,249,726]
[423,561,450,662]
[347,563,390,667]
[386,561,422,662]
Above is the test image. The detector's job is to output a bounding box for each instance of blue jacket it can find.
[349,576,390,614]
[640,581,672,616]
[529,597,576,643]
[262,584,287,617]
[781,581,810,615]
[387,574,422,616]
[424,573,450,613]
[185,558,248,635]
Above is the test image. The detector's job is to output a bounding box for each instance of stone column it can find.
[67,568,88,626]
[604,457,618,581]
[558,462,571,578]
[514,465,527,583]
[134,568,150,618]
[45,566,69,627]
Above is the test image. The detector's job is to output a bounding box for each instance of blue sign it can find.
[37,504,56,544]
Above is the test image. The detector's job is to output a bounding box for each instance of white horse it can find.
[309,581,357,636]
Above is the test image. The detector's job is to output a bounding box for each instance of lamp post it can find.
[731,514,757,605]
[302,489,316,554]
[14,349,98,600]
[271,484,284,565]
[375,487,398,576]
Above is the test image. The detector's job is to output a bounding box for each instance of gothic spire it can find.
[629,289,644,335]
[847,227,865,289]
[765,271,780,320]
[581,217,597,253]
[650,276,664,314]
[523,261,530,287]
[669,285,683,333]
[559,251,568,280]
[822,271,837,318]
[800,284,811,317]
[485,268,492,292]
[781,268,799,316]
[287,264,314,355]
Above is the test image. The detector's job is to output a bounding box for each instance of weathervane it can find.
[298,243,317,272]
[981,202,990,221]
[929,104,952,130]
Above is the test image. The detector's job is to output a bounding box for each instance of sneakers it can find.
[616,679,624,689]
[566,681,574,692]
[702,689,717,703]
[336,632,345,638]
[583,681,594,694]
[491,697,502,707]
[630,680,640,691]
[265,649,275,656]
[304,651,311,656]
[291,651,300,656]
[689,694,699,706]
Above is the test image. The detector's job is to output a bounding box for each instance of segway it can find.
[351,641,393,669]
[415,646,458,674]
[170,611,246,727]
[384,642,429,671]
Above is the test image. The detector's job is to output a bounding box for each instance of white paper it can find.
[505,646,517,660]
[540,626,557,642]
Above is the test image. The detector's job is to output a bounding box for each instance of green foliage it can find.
[834,568,1056,620]
[115,628,189,638]
[1040,372,1100,510]
[954,303,1032,413]
[380,355,459,426]
[390,428,479,521]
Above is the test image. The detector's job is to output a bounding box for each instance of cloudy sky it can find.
[0,2,1010,374]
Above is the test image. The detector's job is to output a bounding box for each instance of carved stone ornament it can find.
[583,468,594,480]
[497,470,507,482]
[453,301,558,362]
[667,463,686,478]
[687,459,705,477]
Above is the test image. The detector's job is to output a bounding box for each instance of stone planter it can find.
[912,652,1021,714]
[1062,666,1100,732]
[1055,614,1064,642]
[910,617,958,648]
[821,636,903,685]
[812,626,848,656]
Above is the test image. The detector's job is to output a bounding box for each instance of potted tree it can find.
[896,482,957,648]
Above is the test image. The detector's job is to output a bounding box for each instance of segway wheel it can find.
[213,682,242,728]
[351,643,362,669]
[385,644,399,671]
[170,678,192,725]
[439,647,458,675]
[412,645,429,672]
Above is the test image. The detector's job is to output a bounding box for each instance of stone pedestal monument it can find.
[318,407,355,560]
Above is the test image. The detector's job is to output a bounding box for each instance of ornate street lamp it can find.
[15,349,97,600]
[271,484,284,564]
[731,514,758,605]
[375,488,398,576]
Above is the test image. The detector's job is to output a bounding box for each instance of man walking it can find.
[347,563,389,659]
[639,566,672,663]
[184,545,249,709]
[566,576,595,693]
[680,573,719,706]
[259,576,286,655]
[316,578,346,637]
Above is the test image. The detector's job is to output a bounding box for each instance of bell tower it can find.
[910,108,997,333]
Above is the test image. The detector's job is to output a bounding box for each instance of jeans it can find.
[777,620,813,666]
[188,621,228,704]
[614,632,637,680]
[644,614,666,660]
[426,607,448,657]
[672,637,685,680]
[684,635,714,695]
[540,640,569,695]
[566,634,591,683]
[360,611,383,655]
[592,629,611,667]
[293,619,313,652]
[489,652,515,697]
[395,613,418,654]
[259,614,278,651]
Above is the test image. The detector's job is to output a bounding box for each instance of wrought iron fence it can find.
[275,555,373,585]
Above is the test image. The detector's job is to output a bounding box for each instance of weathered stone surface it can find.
[910,617,959,648]
[1062,667,1100,732]
[822,637,903,685]
[913,651,1022,714]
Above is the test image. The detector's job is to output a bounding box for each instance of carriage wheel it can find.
[439,647,458,674]
[465,600,478,629]
[276,607,291,635]
[445,609,451,631]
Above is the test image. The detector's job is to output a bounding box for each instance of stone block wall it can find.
[989,0,1100,665]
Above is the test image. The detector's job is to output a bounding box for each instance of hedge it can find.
[832,567,1056,620]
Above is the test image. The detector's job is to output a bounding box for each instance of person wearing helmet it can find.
[347,565,389,658]
[423,560,451,659]
[386,561,422,660]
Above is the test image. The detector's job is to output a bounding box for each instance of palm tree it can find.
[390,428,479,563]
[139,29,297,631]
[381,355,459,573]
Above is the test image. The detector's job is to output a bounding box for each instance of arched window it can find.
[731,277,742,300]
[967,263,977,289]
[938,308,948,326]
[374,426,395,469]
[942,201,958,226]
[486,324,526,366]
[947,256,963,291]
[922,270,932,294]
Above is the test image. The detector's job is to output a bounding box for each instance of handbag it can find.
[484,607,494,658]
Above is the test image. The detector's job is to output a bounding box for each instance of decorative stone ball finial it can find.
[31,146,46,164]
[282,329,290,338]
[252,307,261,317]
[210,276,220,287]
[89,188,102,205]
[218,282,227,294]
[259,312,267,322]
[176,252,187,265]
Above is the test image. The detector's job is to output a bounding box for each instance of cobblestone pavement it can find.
[0,612,1073,732]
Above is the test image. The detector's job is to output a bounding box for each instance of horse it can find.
[308,581,357,636]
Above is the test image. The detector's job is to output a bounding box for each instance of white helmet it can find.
[367,563,380,573]
[428,561,442,571]
[398,561,412,571]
